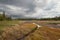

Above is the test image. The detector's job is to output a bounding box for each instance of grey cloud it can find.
[0,0,34,8]
[0,0,35,15]
[44,1,57,11]
[0,0,60,18]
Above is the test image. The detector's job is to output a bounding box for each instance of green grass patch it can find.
[0,20,19,30]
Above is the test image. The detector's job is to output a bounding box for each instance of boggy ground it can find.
[0,21,60,40]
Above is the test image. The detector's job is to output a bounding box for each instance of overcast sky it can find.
[0,0,60,18]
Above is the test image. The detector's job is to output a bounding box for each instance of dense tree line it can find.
[0,11,60,21]
[40,17,60,20]
[0,11,12,21]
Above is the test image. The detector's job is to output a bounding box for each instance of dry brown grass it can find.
[24,26,60,40]
[0,21,60,40]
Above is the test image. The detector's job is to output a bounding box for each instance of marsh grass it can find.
[0,21,60,40]
[0,20,19,30]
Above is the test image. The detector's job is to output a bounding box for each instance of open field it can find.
[0,20,60,40]
[0,20,20,30]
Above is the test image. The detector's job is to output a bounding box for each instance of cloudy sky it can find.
[0,0,60,18]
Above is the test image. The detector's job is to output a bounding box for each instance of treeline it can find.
[40,17,60,21]
[0,11,60,21]
[0,13,11,21]
[16,17,60,21]
[0,14,60,21]
[15,16,60,20]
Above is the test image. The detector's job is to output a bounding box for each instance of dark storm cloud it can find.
[0,0,35,9]
[0,0,35,14]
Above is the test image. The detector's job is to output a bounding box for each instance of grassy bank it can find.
[0,21,60,40]
[0,20,19,30]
